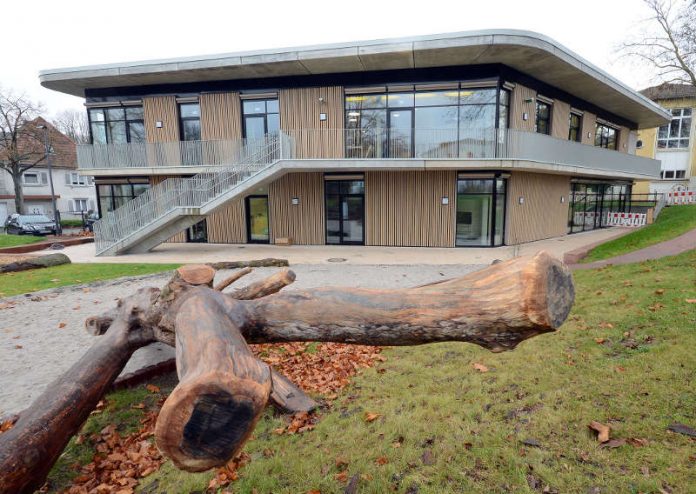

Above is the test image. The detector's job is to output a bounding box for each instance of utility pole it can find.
[37,124,62,236]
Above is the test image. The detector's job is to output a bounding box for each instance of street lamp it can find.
[36,124,62,236]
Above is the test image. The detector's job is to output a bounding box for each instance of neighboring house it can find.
[634,83,696,194]
[0,117,97,222]
[39,30,669,256]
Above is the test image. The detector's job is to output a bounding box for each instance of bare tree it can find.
[0,88,47,214]
[621,0,695,87]
[52,108,90,144]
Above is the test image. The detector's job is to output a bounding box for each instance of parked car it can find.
[5,214,57,235]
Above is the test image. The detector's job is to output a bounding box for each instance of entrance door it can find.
[187,219,208,243]
[246,195,270,243]
[388,109,413,158]
[325,179,364,245]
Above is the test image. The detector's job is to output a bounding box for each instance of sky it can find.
[0,0,663,117]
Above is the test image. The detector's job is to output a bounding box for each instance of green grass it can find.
[0,263,180,297]
[0,234,46,248]
[583,205,696,262]
[43,251,696,493]
[60,219,85,227]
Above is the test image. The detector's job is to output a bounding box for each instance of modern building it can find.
[634,83,695,194]
[0,118,97,222]
[39,30,669,256]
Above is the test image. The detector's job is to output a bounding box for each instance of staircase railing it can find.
[93,133,293,254]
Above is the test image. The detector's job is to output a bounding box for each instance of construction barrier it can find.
[573,212,598,227]
[666,190,695,205]
[605,211,647,227]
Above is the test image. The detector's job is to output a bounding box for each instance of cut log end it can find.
[176,265,216,286]
[527,251,575,330]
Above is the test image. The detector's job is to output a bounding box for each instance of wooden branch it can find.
[269,369,319,413]
[154,290,272,472]
[214,267,252,292]
[229,268,296,300]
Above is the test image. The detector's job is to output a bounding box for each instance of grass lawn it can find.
[583,205,696,262]
[0,233,46,248]
[44,250,696,493]
[0,263,180,297]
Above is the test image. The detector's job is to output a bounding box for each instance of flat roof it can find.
[40,29,670,128]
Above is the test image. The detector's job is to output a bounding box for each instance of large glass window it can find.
[89,107,145,144]
[456,177,506,247]
[179,103,201,141]
[568,182,631,233]
[97,182,150,216]
[595,123,618,149]
[242,98,280,139]
[568,113,582,142]
[535,101,551,135]
[658,108,691,149]
[345,84,506,159]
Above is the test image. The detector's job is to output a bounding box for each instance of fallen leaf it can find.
[335,456,349,469]
[599,322,614,329]
[627,437,648,447]
[654,289,665,295]
[334,470,349,482]
[472,363,489,373]
[145,384,160,393]
[594,338,606,344]
[686,299,696,304]
[58,322,67,329]
[600,438,626,449]
[588,421,611,443]
[421,449,435,465]
[375,456,389,466]
[14,345,22,349]
[364,412,381,423]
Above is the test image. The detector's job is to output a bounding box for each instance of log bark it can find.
[214,267,252,292]
[0,253,70,274]
[208,258,288,269]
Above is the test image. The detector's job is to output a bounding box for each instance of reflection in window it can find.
[242,98,280,139]
[179,103,201,141]
[89,107,145,144]
[594,123,617,149]
[97,182,150,215]
[657,108,691,149]
[568,113,582,142]
[345,85,506,159]
[535,101,551,135]
[456,177,506,247]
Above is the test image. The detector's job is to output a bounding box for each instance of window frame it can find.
[657,108,691,149]
[178,102,202,142]
[88,106,145,145]
[594,123,618,150]
[241,98,280,139]
[534,100,551,135]
[568,112,582,142]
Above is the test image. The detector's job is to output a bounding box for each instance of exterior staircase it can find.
[93,133,293,256]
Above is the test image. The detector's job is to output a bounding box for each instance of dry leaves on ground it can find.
[472,363,489,373]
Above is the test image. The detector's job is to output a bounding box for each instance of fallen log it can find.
[0,251,573,493]
[0,252,70,274]
[208,258,288,269]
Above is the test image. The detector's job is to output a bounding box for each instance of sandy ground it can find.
[0,263,484,416]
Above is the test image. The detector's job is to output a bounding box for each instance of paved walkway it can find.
[571,227,696,270]
[44,228,628,266]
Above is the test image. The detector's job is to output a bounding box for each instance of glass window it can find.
[535,101,551,135]
[415,90,459,107]
[568,113,582,142]
[242,98,280,138]
[179,103,201,142]
[657,108,691,149]
[388,92,415,108]
[595,123,618,149]
[97,182,151,215]
[89,106,145,144]
[456,178,506,247]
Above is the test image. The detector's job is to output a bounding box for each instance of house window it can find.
[568,113,582,142]
[242,98,280,139]
[68,172,91,186]
[74,198,89,212]
[595,123,618,149]
[660,170,686,179]
[535,100,551,135]
[89,107,145,144]
[22,172,47,185]
[657,108,691,149]
[179,103,201,141]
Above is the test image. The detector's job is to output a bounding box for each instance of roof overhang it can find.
[40,29,671,129]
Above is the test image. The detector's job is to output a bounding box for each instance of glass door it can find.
[187,219,208,243]
[388,109,413,158]
[246,196,270,243]
[325,179,364,245]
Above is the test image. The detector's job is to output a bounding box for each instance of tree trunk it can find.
[12,169,24,215]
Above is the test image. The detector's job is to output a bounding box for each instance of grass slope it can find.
[45,250,696,493]
[583,205,696,262]
[0,263,180,297]
[0,234,45,248]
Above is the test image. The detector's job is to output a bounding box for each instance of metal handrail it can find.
[92,133,292,254]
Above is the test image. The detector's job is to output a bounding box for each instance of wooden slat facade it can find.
[551,100,571,140]
[200,92,242,141]
[505,172,570,245]
[510,84,537,132]
[207,200,246,243]
[279,86,344,158]
[580,111,597,146]
[365,170,456,247]
[269,172,325,245]
[143,96,180,142]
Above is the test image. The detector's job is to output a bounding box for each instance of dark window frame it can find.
[594,123,618,149]
[245,195,271,244]
[324,177,365,246]
[568,112,582,142]
[455,175,507,247]
[534,100,551,135]
[95,181,150,217]
[88,106,145,145]
[178,102,201,142]
[241,98,280,139]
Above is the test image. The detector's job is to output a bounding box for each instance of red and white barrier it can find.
[605,211,647,227]
[666,190,695,205]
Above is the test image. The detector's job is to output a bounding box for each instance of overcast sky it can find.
[1,0,661,117]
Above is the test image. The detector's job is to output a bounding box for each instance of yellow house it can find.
[635,83,696,194]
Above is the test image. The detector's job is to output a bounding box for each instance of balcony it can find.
[76,128,660,179]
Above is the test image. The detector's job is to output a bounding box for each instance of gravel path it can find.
[0,263,484,416]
